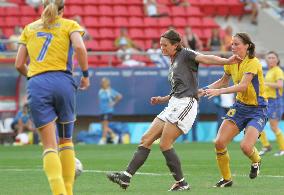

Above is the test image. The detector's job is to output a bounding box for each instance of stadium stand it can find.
[1,0,245,67]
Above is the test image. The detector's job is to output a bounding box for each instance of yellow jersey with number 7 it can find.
[19,16,84,78]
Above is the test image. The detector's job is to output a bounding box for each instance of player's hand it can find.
[204,89,221,99]
[227,54,243,64]
[151,96,166,105]
[79,77,90,90]
[198,88,206,98]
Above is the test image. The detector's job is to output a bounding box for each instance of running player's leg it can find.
[214,120,239,187]
[269,119,284,156]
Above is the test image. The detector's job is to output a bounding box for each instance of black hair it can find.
[161,29,183,51]
[234,32,255,59]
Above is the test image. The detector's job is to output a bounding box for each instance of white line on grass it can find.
[0,168,284,179]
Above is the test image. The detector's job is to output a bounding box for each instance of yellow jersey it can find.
[19,16,84,77]
[224,56,267,106]
[264,66,284,99]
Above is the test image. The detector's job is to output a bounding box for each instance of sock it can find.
[275,130,284,150]
[259,131,270,147]
[43,148,66,195]
[216,148,231,180]
[248,147,261,163]
[162,148,184,182]
[125,146,151,177]
[59,143,75,195]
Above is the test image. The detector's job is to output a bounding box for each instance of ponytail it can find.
[247,42,255,59]
[41,0,64,28]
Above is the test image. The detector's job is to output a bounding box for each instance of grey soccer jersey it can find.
[168,48,199,99]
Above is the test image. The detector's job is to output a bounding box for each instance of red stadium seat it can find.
[3,27,14,37]
[113,5,129,16]
[128,6,144,17]
[0,7,5,17]
[214,0,229,16]
[20,6,38,16]
[129,17,144,27]
[143,17,159,27]
[98,17,114,27]
[83,6,99,16]
[87,28,99,39]
[144,29,159,39]
[129,28,144,39]
[68,6,84,16]
[84,17,100,27]
[172,17,187,27]
[98,5,113,16]
[0,17,5,27]
[6,7,20,16]
[187,17,202,28]
[185,6,203,17]
[202,17,219,28]
[99,28,116,39]
[85,40,99,51]
[99,40,115,51]
[20,17,34,26]
[171,6,186,17]
[5,17,20,27]
[158,17,172,27]
[114,17,129,27]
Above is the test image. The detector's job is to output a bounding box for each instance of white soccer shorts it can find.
[157,96,197,134]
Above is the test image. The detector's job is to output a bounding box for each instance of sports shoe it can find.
[249,162,261,179]
[213,178,233,187]
[168,181,190,191]
[274,150,284,156]
[106,172,130,190]
[98,138,106,145]
[259,146,272,156]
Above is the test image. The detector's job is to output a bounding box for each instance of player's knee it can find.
[239,142,251,155]
[159,141,171,151]
[140,135,154,148]
[214,139,226,150]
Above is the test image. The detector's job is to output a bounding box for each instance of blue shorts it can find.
[27,72,78,128]
[224,101,268,133]
[100,113,113,121]
[267,98,282,120]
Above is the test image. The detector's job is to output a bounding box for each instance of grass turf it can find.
[0,142,283,195]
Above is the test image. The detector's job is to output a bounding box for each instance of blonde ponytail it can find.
[41,0,64,28]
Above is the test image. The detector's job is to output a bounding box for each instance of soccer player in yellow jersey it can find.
[15,0,89,195]
[259,51,284,157]
[201,33,267,187]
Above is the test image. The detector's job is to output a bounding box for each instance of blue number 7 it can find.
[36,32,53,62]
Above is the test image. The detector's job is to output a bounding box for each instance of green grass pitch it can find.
[0,142,283,195]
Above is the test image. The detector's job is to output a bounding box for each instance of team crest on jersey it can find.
[227,109,236,117]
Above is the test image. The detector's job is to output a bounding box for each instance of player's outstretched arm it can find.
[150,95,170,105]
[15,44,28,77]
[195,54,242,65]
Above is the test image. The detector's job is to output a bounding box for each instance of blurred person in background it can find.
[183,27,203,51]
[143,0,168,17]
[259,51,284,156]
[207,28,223,51]
[202,32,267,187]
[147,39,170,68]
[98,77,122,145]
[114,27,140,50]
[107,29,241,191]
[171,0,189,6]
[0,28,7,52]
[25,0,41,12]
[222,25,233,52]
[15,0,89,194]
[9,25,22,51]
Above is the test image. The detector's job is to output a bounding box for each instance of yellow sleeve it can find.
[274,68,284,81]
[19,26,28,45]
[224,65,231,75]
[69,21,85,37]
[243,59,258,75]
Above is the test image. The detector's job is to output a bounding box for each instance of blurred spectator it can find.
[11,104,38,145]
[222,25,233,52]
[147,39,169,68]
[143,0,168,17]
[72,15,92,41]
[182,27,203,51]
[114,27,140,50]
[8,26,22,51]
[241,0,258,25]
[98,77,122,145]
[0,28,7,52]
[25,0,41,12]
[171,0,189,6]
[207,28,223,51]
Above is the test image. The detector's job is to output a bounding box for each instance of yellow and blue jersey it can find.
[224,56,267,106]
[19,16,84,77]
[264,66,284,99]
